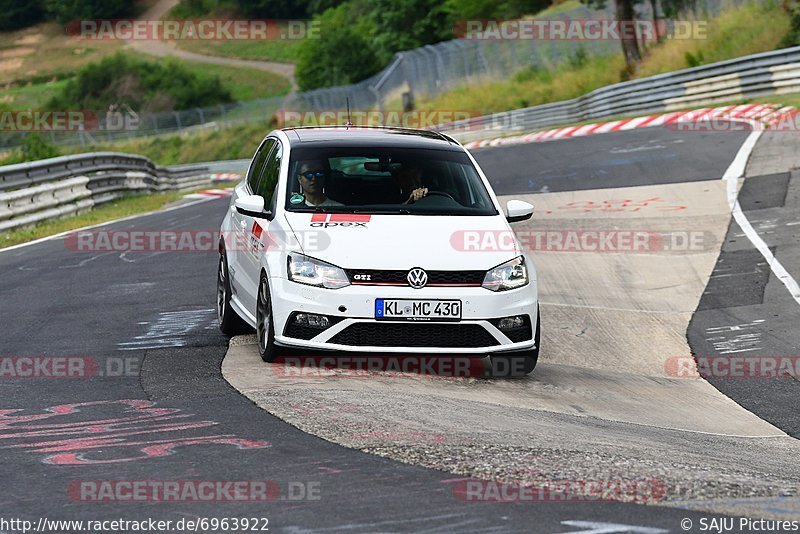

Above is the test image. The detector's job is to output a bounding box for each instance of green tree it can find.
[0,134,60,165]
[581,0,642,73]
[48,53,232,112]
[235,0,310,17]
[306,0,347,15]
[42,0,135,24]
[781,0,800,47]
[444,0,550,18]
[581,0,695,73]
[0,0,45,31]
[294,3,382,91]
[370,0,452,64]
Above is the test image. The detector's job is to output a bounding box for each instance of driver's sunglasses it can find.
[300,170,327,180]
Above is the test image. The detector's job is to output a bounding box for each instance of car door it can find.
[238,138,282,314]
[229,137,275,309]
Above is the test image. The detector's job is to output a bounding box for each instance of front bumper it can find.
[268,277,538,354]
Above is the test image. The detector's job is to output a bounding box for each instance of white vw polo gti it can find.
[217,127,540,375]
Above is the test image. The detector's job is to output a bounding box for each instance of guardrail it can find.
[437,46,800,142]
[0,153,213,233]
[3,43,799,232]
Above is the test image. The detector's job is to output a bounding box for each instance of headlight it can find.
[288,254,350,289]
[482,256,528,291]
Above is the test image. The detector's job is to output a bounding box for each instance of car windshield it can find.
[284,146,498,216]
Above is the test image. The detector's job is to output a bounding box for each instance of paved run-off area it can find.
[3,124,799,532]
[223,126,800,521]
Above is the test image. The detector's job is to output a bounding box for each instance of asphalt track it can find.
[472,126,752,194]
[688,169,800,435]
[0,124,796,533]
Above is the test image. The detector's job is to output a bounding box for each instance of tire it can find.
[487,305,541,377]
[256,273,280,363]
[217,251,251,336]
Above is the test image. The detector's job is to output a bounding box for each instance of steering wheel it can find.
[420,190,456,201]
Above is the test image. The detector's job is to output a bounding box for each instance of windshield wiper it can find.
[353,208,411,215]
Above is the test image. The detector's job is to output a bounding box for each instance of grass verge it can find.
[173,37,303,64]
[178,61,290,101]
[1,19,290,111]
[420,1,790,115]
[0,23,124,88]
[61,121,272,165]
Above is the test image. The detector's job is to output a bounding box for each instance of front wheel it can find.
[217,252,251,336]
[257,274,279,362]
[487,306,540,377]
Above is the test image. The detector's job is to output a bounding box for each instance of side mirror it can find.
[506,200,533,223]
[235,194,271,219]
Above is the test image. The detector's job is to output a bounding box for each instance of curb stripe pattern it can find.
[463,104,797,150]
[211,173,242,182]
[183,188,233,200]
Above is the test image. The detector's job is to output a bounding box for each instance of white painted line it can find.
[722,126,800,306]
[558,521,668,534]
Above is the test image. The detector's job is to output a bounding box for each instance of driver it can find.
[295,159,342,207]
[393,164,428,204]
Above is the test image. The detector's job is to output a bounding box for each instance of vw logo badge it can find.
[407,268,428,289]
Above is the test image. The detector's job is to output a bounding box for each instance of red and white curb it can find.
[211,172,242,181]
[463,103,797,149]
[183,188,233,200]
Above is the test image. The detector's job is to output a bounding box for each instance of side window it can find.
[255,141,283,204]
[268,182,279,214]
[247,138,276,193]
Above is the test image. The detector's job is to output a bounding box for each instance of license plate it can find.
[375,299,462,321]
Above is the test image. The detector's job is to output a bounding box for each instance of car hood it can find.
[283,211,521,270]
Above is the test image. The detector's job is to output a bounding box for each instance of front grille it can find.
[283,313,343,340]
[329,322,499,347]
[346,269,485,286]
[488,315,532,343]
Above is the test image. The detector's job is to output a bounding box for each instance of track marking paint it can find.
[0,399,269,465]
[117,308,218,350]
[722,129,800,306]
[705,320,766,355]
[558,520,668,533]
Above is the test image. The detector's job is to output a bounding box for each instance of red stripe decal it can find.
[329,214,371,223]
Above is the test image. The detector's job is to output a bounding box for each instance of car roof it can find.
[280,126,462,150]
